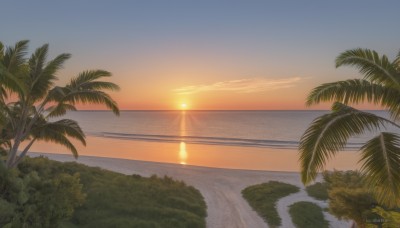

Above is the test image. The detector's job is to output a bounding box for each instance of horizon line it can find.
[71,109,386,112]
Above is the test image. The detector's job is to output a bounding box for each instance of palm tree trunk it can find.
[11,138,36,168]
[6,138,21,168]
[6,101,29,168]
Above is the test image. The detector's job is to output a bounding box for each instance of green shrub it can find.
[1,157,207,228]
[0,158,85,228]
[242,181,299,227]
[321,171,376,227]
[305,182,328,201]
[289,201,329,228]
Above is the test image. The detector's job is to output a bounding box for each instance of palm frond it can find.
[45,86,67,102]
[58,70,120,115]
[0,42,4,61]
[0,86,6,101]
[0,41,29,98]
[306,78,400,120]
[30,118,86,158]
[35,130,79,158]
[2,40,29,74]
[0,63,26,97]
[41,53,70,78]
[306,79,385,106]
[69,70,112,88]
[29,43,49,81]
[78,81,120,91]
[359,132,400,208]
[28,45,70,101]
[46,103,77,118]
[299,102,397,184]
[393,50,400,70]
[32,119,86,146]
[63,90,120,115]
[336,48,399,87]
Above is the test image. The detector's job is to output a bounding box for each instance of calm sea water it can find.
[59,110,397,150]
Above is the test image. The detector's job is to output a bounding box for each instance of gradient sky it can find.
[2,1,400,110]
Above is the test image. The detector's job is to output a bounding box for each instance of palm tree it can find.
[0,40,119,169]
[299,48,400,208]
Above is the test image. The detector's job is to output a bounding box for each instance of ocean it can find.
[30,110,398,171]
[62,110,395,149]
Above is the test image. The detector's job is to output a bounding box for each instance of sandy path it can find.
[32,153,348,228]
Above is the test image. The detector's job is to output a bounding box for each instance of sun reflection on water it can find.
[179,111,188,165]
[179,141,187,165]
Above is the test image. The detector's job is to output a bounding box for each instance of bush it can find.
[305,182,328,201]
[1,157,208,228]
[65,163,207,228]
[328,187,376,227]
[0,158,85,228]
[321,171,375,227]
[242,181,299,227]
[321,170,400,227]
[289,201,329,228]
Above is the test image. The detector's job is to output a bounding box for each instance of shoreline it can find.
[27,136,361,172]
[30,152,350,228]
[31,151,302,174]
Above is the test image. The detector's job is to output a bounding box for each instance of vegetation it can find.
[0,157,85,227]
[305,182,328,201]
[0,157,207,228]
[242,181,299,227]
[371,206,400,228]
[322,170,374,226]
[299,48,400,207]
[289,201,329,228]
[0,40,206,227]
[321,170,400,227]
[0,40,119,169]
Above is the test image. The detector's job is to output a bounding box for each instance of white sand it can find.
[31,152,350,228]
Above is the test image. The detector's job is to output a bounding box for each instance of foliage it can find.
[321,170,400,228]
[17,157,207,228]
[322,170,365,189]
[288,201,329,228]
[323,171,375,227]
[0,40,119,168]
[0,157,207,228]
[241,181,299,227]
[370,206,400,228]
[0,157,85,228]
[299,48,400,207]
[328,187,376,227]
[305,182,329,201]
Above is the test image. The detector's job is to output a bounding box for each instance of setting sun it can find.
[180,103,188,110]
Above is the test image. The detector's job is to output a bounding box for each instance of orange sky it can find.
[3,1,398,111]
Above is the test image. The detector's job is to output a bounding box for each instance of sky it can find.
[1,1,400,110]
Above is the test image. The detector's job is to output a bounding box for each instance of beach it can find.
[31,152,350,228]
[27,135,361,172]
[24,111,363,227]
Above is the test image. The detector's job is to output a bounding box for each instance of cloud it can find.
[173,77,302,94]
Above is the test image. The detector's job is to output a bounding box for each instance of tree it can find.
[323,171,376,227]
[299,48,400,208]
[320,171,400,228]
[0,40,119,169]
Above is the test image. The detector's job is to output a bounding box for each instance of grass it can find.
[305,182,329,201]
[289,201,329,228]
[22,157,207,228]
[241,181,299,227]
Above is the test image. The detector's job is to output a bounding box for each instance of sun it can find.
[180,103,188,110]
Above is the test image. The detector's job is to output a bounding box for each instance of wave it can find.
[88,132,363,150]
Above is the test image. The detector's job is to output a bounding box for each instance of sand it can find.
[31,152,351,228]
